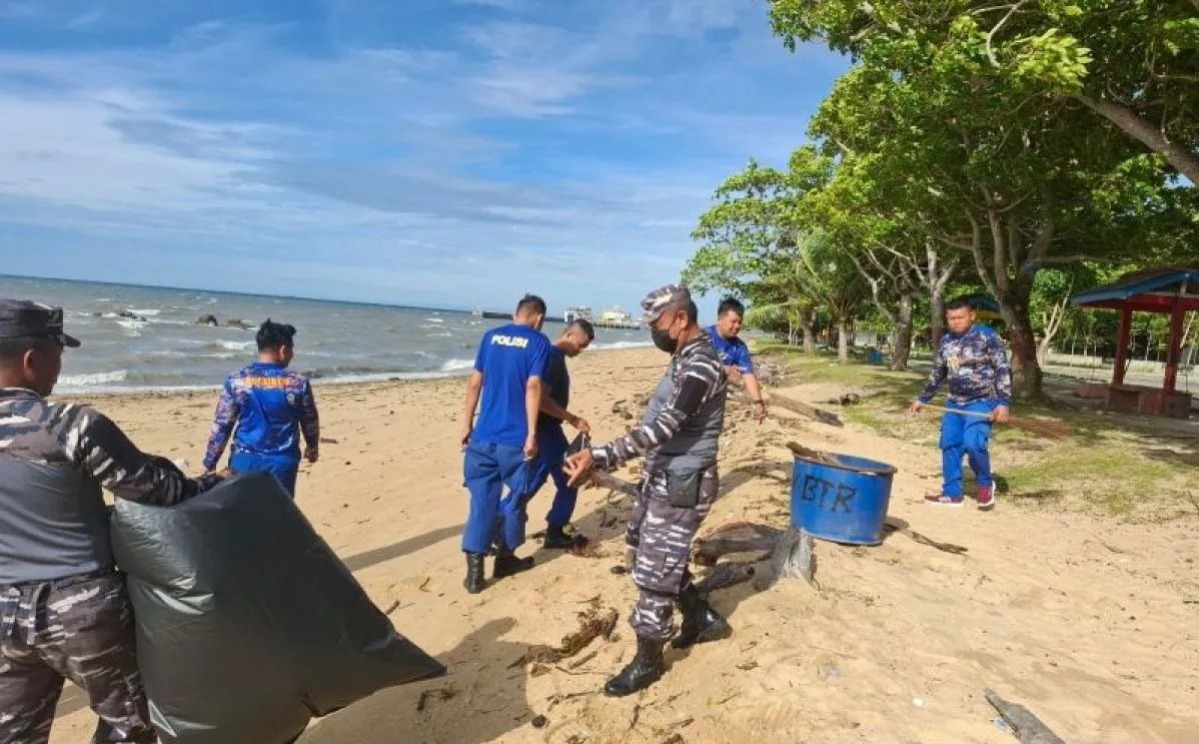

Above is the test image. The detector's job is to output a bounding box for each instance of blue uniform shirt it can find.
[203,361,320,470]
[471,323,551,448]
[537,345,570,431]
[705,325,754,374]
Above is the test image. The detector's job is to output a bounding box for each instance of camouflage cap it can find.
[0,299,81,348]
[640,284,691,324]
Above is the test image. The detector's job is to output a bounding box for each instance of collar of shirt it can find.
[0,386,41,402]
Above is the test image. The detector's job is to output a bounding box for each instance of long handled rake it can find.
[919,403,1071,440]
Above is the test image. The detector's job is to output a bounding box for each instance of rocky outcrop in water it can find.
[197,315,219,326]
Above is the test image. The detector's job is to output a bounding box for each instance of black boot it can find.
[671,585,731,649]
[464,553,485,594]
[543,525,580,550]
[493,547,535,578]
[604,636,665,697]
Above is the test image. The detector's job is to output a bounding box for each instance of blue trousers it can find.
[940,399,996,498]
[527,426,579,530]
[230,451,299,498]
[462,441,536,555]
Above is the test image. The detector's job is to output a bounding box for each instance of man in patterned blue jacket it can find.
[909,297,1012,509]
[203,320,320,498]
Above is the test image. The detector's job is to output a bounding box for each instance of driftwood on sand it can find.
[514,607,619,669]
[691,522,817,590]
[985,688,1068,744]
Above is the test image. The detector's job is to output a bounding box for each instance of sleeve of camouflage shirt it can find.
[590,353,723,471]
[203,375,240,471]
[989,331,1013,406]
[297,378,320,453]
[61,405,222,506]
[917,336,949,404]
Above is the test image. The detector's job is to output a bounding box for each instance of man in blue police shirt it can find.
[460,294,551,594]
[705,298,767,423]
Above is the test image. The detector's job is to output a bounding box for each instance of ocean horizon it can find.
[0,275,651,395]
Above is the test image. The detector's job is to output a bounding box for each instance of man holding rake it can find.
[908,297,1012,510]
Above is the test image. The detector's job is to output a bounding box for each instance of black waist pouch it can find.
[665,467,701,508]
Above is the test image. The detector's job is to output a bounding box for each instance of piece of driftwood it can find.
[786,440,840,466]
[515,607,619,667]
[768,393,843,428]
[692,561,757,594]
[588,472,641,497]
[692,522,784,566]
[985,688,1067,744]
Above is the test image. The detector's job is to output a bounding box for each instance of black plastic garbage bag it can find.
[111,472,446,744]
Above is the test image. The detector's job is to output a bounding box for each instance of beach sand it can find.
[48,347,1199,744]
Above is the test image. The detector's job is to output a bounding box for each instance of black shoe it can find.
[493,547,535,579]
[543,525,582,550]
[671,584,731,649]
[604,636,665,697]
[464,553,485,594]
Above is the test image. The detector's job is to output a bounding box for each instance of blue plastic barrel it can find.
[790,451,897,545]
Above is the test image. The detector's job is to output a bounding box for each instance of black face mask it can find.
[650,325,676,353]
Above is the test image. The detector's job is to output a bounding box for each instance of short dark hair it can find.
[718,297,745,318]
[666,299,699,324]
[256,319,296,351]
[515,294,547,316]
[568,318,595,341]
[946,296,975,312]
[0,338,41,363]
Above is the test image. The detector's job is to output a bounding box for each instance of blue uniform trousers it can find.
[940,399,997,498]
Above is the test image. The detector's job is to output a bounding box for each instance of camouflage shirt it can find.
[918,324,1013,406]
[591,333,727,472]
[0,387,221,583]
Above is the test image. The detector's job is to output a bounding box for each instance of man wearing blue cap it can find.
[0,299,226,744]
[565,284,731,697]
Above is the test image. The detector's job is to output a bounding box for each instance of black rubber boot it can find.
[464,553,485,594]
[543,525,579,549]
[604,636,665,697]
[671,584,731,649]
[493,547,535,578]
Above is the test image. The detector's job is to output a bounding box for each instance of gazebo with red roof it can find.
[1070,266,1199,419]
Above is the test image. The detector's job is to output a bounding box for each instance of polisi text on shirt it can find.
[491,334,529,349]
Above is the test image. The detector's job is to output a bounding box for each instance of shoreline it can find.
[54,342,654,400]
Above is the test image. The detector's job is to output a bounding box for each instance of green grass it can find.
[751,341,1198,522]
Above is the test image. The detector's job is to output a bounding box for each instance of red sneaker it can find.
[977,484,996,510]
[924,493,964,507]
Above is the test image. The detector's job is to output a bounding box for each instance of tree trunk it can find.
[836,317,849,363]
[930,288,946,348]
[1077,95,1199,186]
[999,298,1042,399]
[802,314,816,355]
[889,293,915,371]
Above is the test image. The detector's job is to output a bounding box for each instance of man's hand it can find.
[725,366,744,387]
[907,400,924,417]
[563,450,595,487]
[991,405,1011,424]
[571,415,591,434]
[523,435,538,461]
[304,447,319,464]
[753,400,767,424]
[459,423,473,449]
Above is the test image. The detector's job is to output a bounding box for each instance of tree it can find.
[765,8,1188,398]
[770,0,1199,184]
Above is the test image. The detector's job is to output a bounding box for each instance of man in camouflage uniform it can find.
[565,285,731,697]
[908,296,1012,509]
[0,299,225,744]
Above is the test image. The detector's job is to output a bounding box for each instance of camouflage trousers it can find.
[0,570,155,744]
[625,465,719,641]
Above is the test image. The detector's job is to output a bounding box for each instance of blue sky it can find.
[0,0,846,315]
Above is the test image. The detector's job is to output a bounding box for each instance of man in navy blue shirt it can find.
[203,320,320,498]
[460,294,551,594]
[705,298,767,423]
[523,318,594,549]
